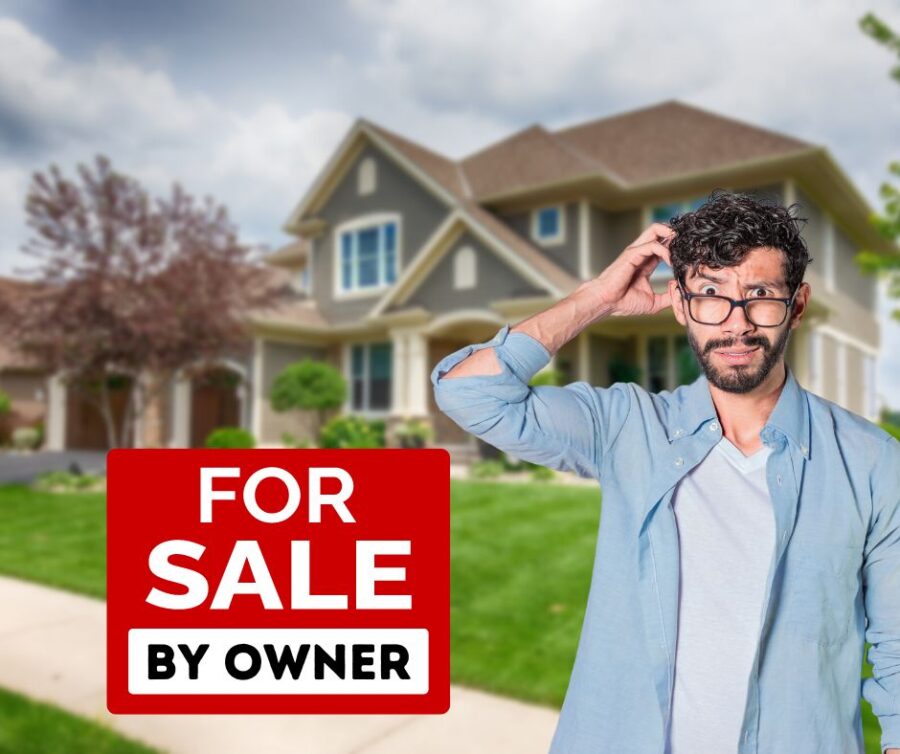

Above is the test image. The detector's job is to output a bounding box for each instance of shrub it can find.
[529,464,556,482]
[469,459,505,479]
[0,390,10,415]
[204,427,255,449]
[879,422,900,442]
[11,426,40,450]
[529,368,565,387]
[318,415,384,449]
[34,470,106,492]
[395,418,432,448]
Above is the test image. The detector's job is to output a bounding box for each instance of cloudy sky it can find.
[0,0,898,404]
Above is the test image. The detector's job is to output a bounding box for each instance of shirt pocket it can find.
[780,544,861,647]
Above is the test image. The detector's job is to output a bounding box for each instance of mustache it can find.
[704,336,769,354]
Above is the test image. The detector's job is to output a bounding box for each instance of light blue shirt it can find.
[430,323,900,754]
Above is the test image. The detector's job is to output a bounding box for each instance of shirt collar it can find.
[669,363,811,459]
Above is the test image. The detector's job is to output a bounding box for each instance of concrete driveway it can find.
[0,450,107,484]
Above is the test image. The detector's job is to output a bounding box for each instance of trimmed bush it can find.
[204,427,255,449]
[0,390,10,415]
[11,426,40,450]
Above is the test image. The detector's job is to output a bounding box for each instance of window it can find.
[531,205,566,245]
[649,196,707,279]
[357,157,377,195]
[647,336,668,392]
[646,334,701,392]
[351,342,392,411]
[336,217,399,295]
[299,265,309,291]
[453,245,476,289]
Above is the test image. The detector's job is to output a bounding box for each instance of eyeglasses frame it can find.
[676,282,800,328]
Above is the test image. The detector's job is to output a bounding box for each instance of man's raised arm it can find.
[430,223,675,477]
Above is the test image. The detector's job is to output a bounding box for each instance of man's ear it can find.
[670,280,686,326]
[789,282,811,329]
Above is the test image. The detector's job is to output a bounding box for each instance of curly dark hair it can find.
[666,189,813,294]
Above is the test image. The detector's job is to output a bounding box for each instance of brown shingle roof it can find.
[243,266,331,331]
[365,120,469,197]
[552,100,813,186]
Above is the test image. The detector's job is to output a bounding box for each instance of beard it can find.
[688,324,791,394]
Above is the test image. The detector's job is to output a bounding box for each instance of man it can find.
[430,190,900,754]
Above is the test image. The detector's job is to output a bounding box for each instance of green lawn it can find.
[0,686,160,754]
[0,481,887,751]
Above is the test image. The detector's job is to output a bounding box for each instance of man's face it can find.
[669,247,808,394]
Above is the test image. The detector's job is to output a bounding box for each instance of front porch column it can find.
[406,331,429,416]
[46,373,67,451]
[389,328,428,418]
[171,374,191,448]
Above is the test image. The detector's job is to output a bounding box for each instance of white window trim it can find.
[357,156,377,196]
[333,213,402,300]
[807,329,823,394]
[531,204,566,246]
[864,353,877,420]
[452,245,477,290]
[343,340,393,416]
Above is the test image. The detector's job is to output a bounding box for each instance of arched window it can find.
[453,245,476,290]
[357,157,377,195]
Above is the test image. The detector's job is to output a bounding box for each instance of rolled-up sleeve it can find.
[430,323,632,480]
[860,435,900,754]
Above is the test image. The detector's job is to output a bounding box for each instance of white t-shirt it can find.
[666,435,776,754]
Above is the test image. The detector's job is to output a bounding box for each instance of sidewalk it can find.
[0,575,559,754]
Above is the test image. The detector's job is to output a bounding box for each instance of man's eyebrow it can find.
[691,272,785,289]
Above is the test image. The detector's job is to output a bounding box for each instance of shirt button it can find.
[801,445,808,455]
[674,457,684,467]
[673,428,683,437]
[744,730,750,742]
[709,422,719,432]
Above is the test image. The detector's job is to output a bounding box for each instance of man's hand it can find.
[590,222,675,318]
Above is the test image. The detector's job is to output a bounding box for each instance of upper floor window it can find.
[453,245,476,290]
[357,157,377,195]
[649,196,707,278]
[531,205,566,245]
[335,215,399,297]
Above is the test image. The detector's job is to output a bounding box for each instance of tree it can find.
[2,154,270,448]
[269,359,346,444]
[856,13,900,320]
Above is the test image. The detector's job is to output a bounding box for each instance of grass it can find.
[0,485,106,598]
[0,481,887,751]
[0,685,160,754]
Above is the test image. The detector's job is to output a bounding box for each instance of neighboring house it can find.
[35,100,893,452]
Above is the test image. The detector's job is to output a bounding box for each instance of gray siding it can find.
[846,344,865,415]
[833,224,876,311]
[795,186,824,273]
[591,207,642,274]
[500,203,581,276]
[313,143,450,325]
[741,183,784,204]
[403,231,544,314]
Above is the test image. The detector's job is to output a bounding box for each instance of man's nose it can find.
[720,300,756,337]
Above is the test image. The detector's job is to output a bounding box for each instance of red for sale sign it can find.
[106,449,450,714]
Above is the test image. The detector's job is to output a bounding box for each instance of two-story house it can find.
[37,100,893,453]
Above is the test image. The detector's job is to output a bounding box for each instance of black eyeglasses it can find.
[677,283,798,327]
